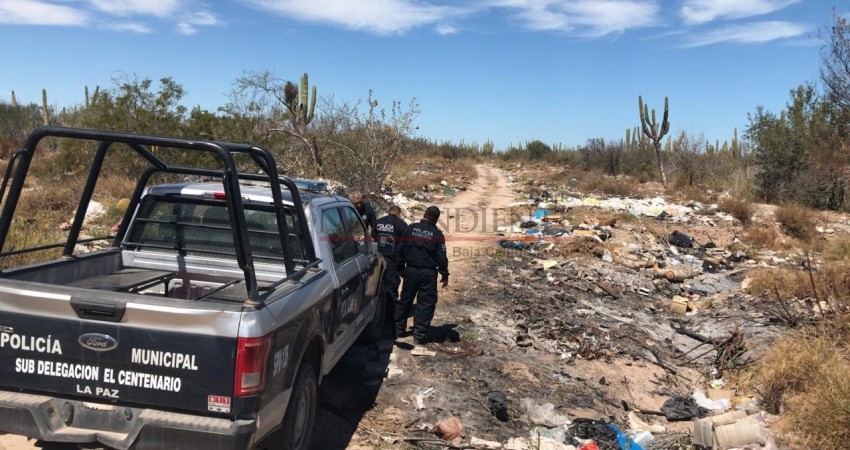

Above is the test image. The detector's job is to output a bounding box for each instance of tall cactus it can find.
[283,73,321,177]
[639,95,670,187]
[41,89,49,125]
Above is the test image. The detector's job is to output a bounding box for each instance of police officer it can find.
[395,206,449,345]
[376,206,407,323]
[348,192,378,239]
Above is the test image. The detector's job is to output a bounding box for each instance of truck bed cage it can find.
[0,126,319,304]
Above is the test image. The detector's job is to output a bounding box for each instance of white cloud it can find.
[105,21,152,33]
[87,0,181,17]
[177,22,196,34]
[681,0,801,25]
[0,0,88,25]
[241,0,464,34]
[177,10,219,35]
[435,23,457,35]
[682,20,808,47]
[487,0,661,37]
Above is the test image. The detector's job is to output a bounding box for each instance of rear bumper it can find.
[0,391,255,450]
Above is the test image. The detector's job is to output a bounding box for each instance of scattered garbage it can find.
[411,346,436,357]
[521,398,569,428]
[661,394,709,421]
[692,411,775,449]
[413,387,435,410]
[669,230,694,248]
[693,389,731,412]
[654,264,696,282]
[487,391,510,422]
[669,295,695,315]
[565,419,618,449]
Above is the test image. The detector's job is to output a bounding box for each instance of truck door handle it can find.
[340,287,350,297]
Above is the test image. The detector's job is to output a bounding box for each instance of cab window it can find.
[341,206,367,255]
[322,208,356,264]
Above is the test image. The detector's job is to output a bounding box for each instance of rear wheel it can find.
[276,363,317,450]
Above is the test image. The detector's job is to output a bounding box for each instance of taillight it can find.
[213,192,226,200]
[234,335,272,396]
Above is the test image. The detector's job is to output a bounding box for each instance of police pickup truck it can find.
[0,127,386,450]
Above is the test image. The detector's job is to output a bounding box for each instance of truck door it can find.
[339,206,382,303]
[320,207,363,346]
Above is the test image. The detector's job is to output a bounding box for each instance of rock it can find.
[470,437,502,449]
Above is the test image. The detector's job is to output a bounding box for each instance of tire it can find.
[358,287,387,343]
[276,363,317,450]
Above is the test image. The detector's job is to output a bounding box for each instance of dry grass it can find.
[578,174,635,197]
[747,262,850,305]
[742,225,783,250]
[823,236,850,261]
[719,197,755,225]
[775,203,816,241]
[754,332,850,450]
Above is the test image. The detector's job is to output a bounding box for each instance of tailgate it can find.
[0,284,241,417]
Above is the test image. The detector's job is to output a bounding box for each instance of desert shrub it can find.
[775,203,816,240]
[719,197,755,225]
[755,333,850,450]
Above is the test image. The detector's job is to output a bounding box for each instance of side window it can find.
[322,208,355,264]
[341,207,367,256]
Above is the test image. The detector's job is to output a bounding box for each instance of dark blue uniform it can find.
[376,213,407,308]
[395,218,449,344]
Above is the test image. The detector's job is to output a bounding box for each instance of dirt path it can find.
[436,164,517,302]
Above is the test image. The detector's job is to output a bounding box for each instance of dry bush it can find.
[754,333,850,450]
[719,197,755,225]
[579,174,634,197]
[775,203,816,241]
[742,225,781,249]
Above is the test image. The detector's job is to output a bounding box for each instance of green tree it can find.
[745,84,846,208]
[821,11,850,113]
[526,140,552,160]
[0,101,44,158]
[482,140,494,158]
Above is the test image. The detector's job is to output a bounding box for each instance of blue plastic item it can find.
[533,209,547,220]
[607,424,645,450]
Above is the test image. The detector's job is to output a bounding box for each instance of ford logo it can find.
[78,333,118,352]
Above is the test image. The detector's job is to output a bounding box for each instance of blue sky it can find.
[0,0,843,150]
